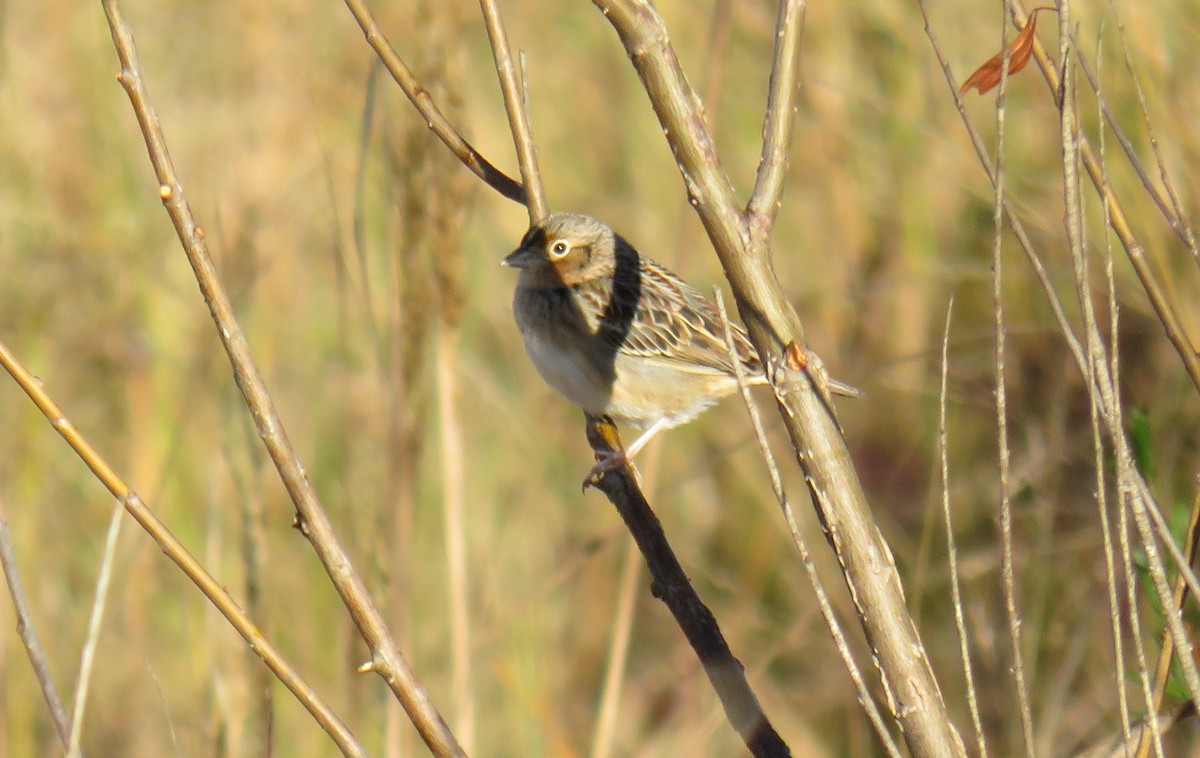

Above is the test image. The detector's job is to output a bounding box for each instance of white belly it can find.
[521,331,614,415]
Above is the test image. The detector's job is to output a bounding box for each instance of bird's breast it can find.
[513,285,615,416]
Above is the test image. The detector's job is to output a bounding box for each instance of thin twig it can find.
[1079,704,1195,758]
[746,0,806,235]
[1097,0,1200,265]
[1135,479,1200,604]
[0,496,75,751]
[1136,495,1200,758]
[988,5,1036,752]
[340,0,526,204]
[66,501,124,758]
[921,0,1200,719]
[98,3,461,754]
[714,289,902,758]
[0,338,367,757]
[1053,0,1200,712]
[1088,39,1134,752]
[1071,36,1199,260]
[935,300,988,758]
[1114,478,1167,758]
[477,0,548,222]
[1007,1,1200,397]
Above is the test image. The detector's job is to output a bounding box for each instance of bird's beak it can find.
[501,246,541,269]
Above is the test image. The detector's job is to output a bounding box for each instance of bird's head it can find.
[502,212,617,285]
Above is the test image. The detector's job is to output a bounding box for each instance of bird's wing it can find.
[579,258,763,377]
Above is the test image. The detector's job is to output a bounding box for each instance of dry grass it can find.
[1,0,1198,755]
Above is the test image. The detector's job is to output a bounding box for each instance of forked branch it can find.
[342,0,526,204]
[589,2,964,755]
[747,0,807,235]
[478,0,549,221]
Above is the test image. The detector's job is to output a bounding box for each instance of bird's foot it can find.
[582,449,631,490]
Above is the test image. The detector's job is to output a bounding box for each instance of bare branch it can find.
[935,300,989,758]
[987,5,1036,751]
[921,0,1200,727]
[1072,42,1199,260]
[0,338,367,758]
[478,0,549,222]
[1089,60,1135,750]
[98,2,462,754]
[746,0,806,234]
[1056,0,1200,711]
[341,0,526,204]
[0,496,74,751]
[583,414,791,758]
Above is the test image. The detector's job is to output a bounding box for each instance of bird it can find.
[502,212,858,482]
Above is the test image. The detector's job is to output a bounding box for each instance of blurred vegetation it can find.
[1,0,1198,755]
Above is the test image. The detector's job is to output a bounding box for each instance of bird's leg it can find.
[583,417,670,487]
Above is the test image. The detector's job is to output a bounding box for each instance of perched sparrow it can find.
[503,212,857,479]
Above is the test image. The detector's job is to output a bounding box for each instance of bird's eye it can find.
[549,240,570,258]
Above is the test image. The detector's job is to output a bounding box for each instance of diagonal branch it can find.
[584,415,791,758]
[746,0,806,235]
[716,289,903,757]
[99,2,463,755]
[0,338,366,757]
[341,0,526,205]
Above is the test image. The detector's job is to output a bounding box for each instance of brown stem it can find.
[478,0,549,222]
[1009,0,1200,398]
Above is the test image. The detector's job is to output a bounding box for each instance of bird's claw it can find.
[581,450,630,490]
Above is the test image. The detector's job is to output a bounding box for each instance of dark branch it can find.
[584,415,791,758]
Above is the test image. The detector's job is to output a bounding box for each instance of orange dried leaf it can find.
[784,342,808,372]
[959,7,1052,96]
